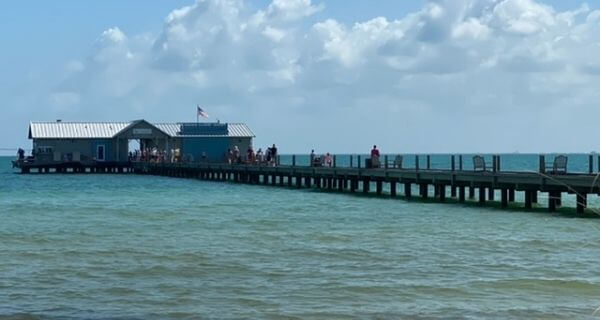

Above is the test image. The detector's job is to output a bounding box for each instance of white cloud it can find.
[491,0,556,34]
[99,27,127,44]
[31,0,600,152]
[265,0,324,22]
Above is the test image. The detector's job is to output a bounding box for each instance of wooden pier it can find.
[129,157,600,217]
[12,160,134,174]
[14,154,600,217]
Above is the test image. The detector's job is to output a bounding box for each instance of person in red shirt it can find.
[371,145,380,168]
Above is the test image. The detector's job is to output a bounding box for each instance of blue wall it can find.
[182,137,229,162]
[91,139,113,162]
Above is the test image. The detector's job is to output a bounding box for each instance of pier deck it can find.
[131,161,600,216]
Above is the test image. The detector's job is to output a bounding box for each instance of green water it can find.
[2,156,600,319]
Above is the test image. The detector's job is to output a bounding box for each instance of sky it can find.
[1,0,600,154]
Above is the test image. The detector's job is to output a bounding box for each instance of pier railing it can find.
[275,154,600,175]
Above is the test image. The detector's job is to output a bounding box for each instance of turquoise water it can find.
[2,156,600,319]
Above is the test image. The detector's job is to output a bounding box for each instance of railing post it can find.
[384,155,388,169]
[492,155,497,173]
[427,155,431,170]
[292,155,296,167]
[589,154,594,174]
[333,155,337,168]
[358,155,361,169]
[415,155,420,171]
[539,155,545,173]
[451,155,455,171]
[496,155,501,172]
[350,155,353,168]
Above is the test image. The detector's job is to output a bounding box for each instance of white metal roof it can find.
[154,123,255,138]
[29,121,255,139]
[29,122,129,139]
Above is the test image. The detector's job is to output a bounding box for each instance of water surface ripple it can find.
[2,157,600,319]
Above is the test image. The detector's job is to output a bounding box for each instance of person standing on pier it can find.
[256,148,263,164]
[270,144,278,166]
[371,145,380,168]
[233,146,240,164]
[310,149,315,167]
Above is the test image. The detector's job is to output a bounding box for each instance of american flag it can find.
[197,106,209,118]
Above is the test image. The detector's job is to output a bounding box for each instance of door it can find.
[97,145,105,161]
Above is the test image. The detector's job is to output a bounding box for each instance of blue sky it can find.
[2,0,600,154]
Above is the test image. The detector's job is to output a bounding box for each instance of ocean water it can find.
[2,155,600,319]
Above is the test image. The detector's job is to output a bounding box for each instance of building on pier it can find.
[26,119,254,165]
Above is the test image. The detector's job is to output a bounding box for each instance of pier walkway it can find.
[14,154,600,216]
[131,157,600,217]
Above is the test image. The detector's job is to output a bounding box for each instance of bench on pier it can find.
[387,155,403,169]
[473,155,492,172]
[546,155,568,174]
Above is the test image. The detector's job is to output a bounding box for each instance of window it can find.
[97,145,105,161]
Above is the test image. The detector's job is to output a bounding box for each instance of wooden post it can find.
[525,190,532,209]
[488,187,495,201]
[479,187,486,204]
[363,178,370,193]
[469,186,475,199]
[439,185,446,202]
[350,155,353,168]
[532,191,538,203]
[590,155,594,174]
[577,193,587,214]
[390,181,397,197]
[459,186,466,203]
[508,189,515,202]
[548,191,557,212]
[384,155,388,169]
[415,155,420,171]
[451,186,457,198]
[496,155,501,172]
[333,155,337,168]
[459,155,463,171]
[539,155,545,173]
[292,155,296,167]
[451,155,455,171]
[501,189,508,208]
[420,184,428,198]
[492,156,497,173]
[376,180,383,195]
[358,155,361,169]
[404,183,412,198]
[427,155,431,170]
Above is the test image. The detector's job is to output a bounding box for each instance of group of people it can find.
[310,145,381,168]
[129,148,188,163]
[310,150,334,167]
[227,144,279,166]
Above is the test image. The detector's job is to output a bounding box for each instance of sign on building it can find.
[133,128,152,135]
